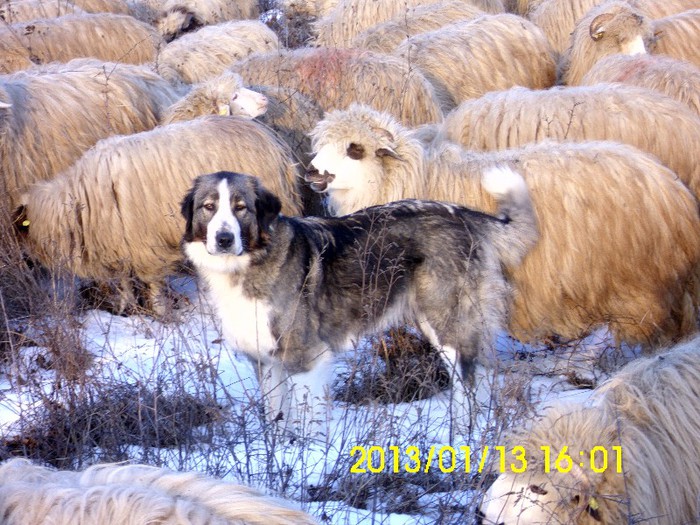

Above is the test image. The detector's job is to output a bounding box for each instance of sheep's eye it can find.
[347,142,365,160]
[231,93,238,101]
[528,484,548,495]
[202,202,215,211]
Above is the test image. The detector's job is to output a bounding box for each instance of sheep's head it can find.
[584,1,652,55]
[306,103,414,216]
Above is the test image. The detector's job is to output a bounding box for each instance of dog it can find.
[180,170,537,432]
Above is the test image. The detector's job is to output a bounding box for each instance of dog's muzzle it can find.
[304,167,335,193]
[215,230,236,251]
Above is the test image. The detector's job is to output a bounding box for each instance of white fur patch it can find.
[481,165,527,199]
[621,35,647,55]
[198,263,277,359]
[207,179,243,256]
[184,242,251,274]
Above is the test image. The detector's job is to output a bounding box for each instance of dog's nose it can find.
[216,231,235,250]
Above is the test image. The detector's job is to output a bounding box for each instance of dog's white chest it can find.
[203,272,277,360]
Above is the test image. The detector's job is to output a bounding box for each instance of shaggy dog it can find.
[181,170,537,430]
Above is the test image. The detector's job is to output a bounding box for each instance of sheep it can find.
[231,47,444,127]
[581,53,700,116]
[279,0,340,19]
[0,13,165,74]
[435,83,700,200]
[479,334,700,524]
[0,58,184,210]
[307,103,700,348]
[557,0,653,85]
[651,9,700,69]
[15,116,303,313]
[0,458,319,524]
[0,0,87,23]
[526,0,604,56]
[153,0,259,42]
[392,14,557,112]
[0,0,130,22]
[313,0,505,48]
[349,1,485,53]
[627,0,700,19]
[160,72,269,124]
[155,20,280,85]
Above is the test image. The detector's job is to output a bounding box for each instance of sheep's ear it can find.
[376,147,402,161]
[589,12,615,40]
[254,182,281,234]
[12,205,29,236]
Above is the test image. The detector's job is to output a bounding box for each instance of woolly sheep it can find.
[349,1,485,53]
[651,9,700,69]
[156,20,279,84]
[0,13,164,74]
[392,14,557,111]
[0,0,130,22]
[231,47,444,126]
[0,0,87,22]
[308,103,700,348]
[0,58,184,209]
[558,0,653,85]
[279,0,339,19]
[627,0,700,19]
[581,53,700,115]
[0,458,318,524]
[527,0,604,56]
[313,0,504,48]
[435,83,700,199]
[16,116,303,312]
[161,72,269,124]
[480,334,700,524]
[153,0,259,42]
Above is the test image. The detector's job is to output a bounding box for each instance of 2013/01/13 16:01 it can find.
[348,445,623,474]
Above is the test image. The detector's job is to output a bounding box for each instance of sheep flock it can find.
[2,0,700,522]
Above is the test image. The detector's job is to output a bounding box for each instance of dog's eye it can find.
[202,202,215,211]
[234,202,247,212]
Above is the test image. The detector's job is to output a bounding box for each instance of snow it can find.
[0,279,627,524]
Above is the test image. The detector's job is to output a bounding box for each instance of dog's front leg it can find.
[258,360,291,427]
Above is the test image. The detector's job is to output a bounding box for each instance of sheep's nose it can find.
[216,231,235,249]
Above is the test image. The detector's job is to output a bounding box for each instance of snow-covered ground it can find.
[0,278,632,524]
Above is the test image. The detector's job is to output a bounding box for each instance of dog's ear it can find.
[180,183,196,242]
[254,181,281,234]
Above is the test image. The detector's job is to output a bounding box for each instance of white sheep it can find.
[308,103,700,348]
[0,458,318,524]
[0,13,164,74]
[526,0,604,56]
[160,72,269,124]
[0,58,184,209]
[651,9,700,69]
[480,333,700,524]
[231,47,444,126]
[156,20,280,85]
[349,1,485,53]
[392,14,557,112]
[557,0,653,85]
[627,0,700,19]
[313,0,505,48]
[581,53,700,116]
[435,83,700,200]
[152,0,259,42]
[0,0,87,23]
[16,116,303,313]
[0,0,130,22]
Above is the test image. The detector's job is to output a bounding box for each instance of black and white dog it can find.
[181,170,537,431]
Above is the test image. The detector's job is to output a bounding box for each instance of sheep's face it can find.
[307,141,388,215]
[480,473,602,525]
[225,87,267,118]
[587,7,652,56]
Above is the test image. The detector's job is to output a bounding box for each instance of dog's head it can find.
[180,171,281,272]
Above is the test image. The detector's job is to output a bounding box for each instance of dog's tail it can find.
[481,165,539,269]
